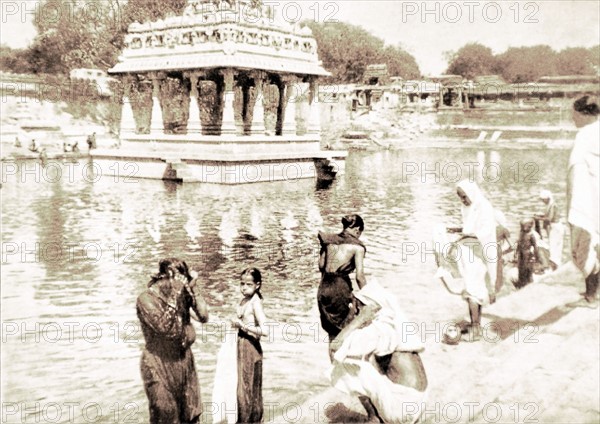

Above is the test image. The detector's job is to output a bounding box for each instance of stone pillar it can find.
[281,75,298,136]
[120,76,136,135]
[457,87,463,108]
[150,72,164,135]
[220,68,237,135]
[307,77,321,136]
[185,71,203,134]
[250,71,266,135]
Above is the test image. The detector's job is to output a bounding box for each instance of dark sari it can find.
[136,279,201,424]
[317,231,366,340]
[237,331,263,423]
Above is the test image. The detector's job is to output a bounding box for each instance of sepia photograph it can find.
[1,0,599,423]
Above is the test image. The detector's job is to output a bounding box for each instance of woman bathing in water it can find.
[317,214,367,342]
[318,215,385,419]
[231,268,269,424]
[136,258,209,424]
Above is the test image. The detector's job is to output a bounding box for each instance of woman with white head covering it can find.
[566,95,600,308]
[535,189,564,269]
[452,180,500,339]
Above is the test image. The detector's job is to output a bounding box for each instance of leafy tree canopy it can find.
[446,43,599,83]
[304,21,421,82]
[446,43,496,80]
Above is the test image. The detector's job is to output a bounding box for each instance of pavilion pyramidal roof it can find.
[109,0,329,77]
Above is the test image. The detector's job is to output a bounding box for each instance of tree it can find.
[589,45,600,75]
[382,45,420,79]
[0,45,33,73]
[446,43,496,79]
[495,45,557,83]
[22,0,188,75]
[556,47,597,75]
[121,0,187,29]
[26,0,124,74]
[304,21,420,82]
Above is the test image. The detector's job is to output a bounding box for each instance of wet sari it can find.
[137,279,201,424]
[317,231,366,339]
[236,294,263,424]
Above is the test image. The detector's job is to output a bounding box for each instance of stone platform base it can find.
[90,149,346,184]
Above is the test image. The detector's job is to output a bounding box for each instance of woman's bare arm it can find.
[242,299,269,339]
[354,246,366,289]
[187,278,209,323]
[318,248,326,273]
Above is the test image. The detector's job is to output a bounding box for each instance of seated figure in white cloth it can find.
[329,280,428,424]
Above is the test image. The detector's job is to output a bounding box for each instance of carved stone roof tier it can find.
[110,50,329,75]
[109,0,329,76]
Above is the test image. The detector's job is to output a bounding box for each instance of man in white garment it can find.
[566,95,600,308]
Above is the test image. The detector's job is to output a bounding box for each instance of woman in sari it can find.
[453,180,499,339]
[317,214,366,342]
[318,215,378,418]
[566,95,599,308]
[136,258,209,424]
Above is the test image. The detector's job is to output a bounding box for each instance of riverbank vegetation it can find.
[446,43,599,82]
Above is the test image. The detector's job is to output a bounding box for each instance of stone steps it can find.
[166,159,198,182]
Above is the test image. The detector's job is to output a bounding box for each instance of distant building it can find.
[537,75,599,84]
[363,64,390,86]
[69,68,117,97]
[429,75,465,107]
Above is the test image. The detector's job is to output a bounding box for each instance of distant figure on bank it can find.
[87,132,97,150]
[566,95,600,308]
[28,139,38,152]
[231,268,268,424]
[72,141,79,153]
[14,136,21,148]
[38,148,48,164]
[515,218,548,287]
[317,214,367,342]
[534,189,564,269]
[136,258,208,424]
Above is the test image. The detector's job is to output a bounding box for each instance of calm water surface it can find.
[1,146,569,423]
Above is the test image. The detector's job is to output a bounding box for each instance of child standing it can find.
[516,218,549,287]
[535,190,564,269]
[231,268,269,424]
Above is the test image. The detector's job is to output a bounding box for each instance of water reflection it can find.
[1,147,570,422]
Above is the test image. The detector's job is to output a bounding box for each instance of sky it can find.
[1,0,599,75]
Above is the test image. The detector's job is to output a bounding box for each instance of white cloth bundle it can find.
[211,328,238,424]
